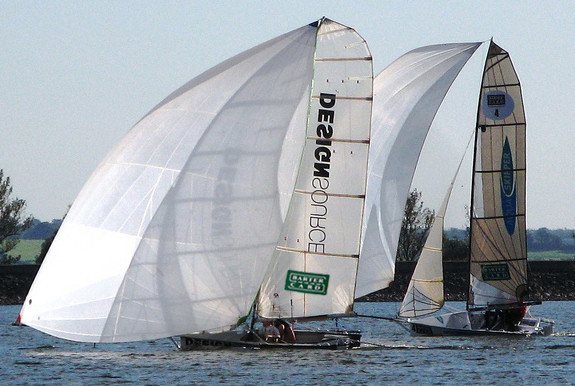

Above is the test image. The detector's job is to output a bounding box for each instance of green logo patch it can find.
[285,270,329,295]
[481,263,511,281]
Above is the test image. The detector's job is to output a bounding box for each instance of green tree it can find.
[0,169,34,264]
[443,205,470,261]
[443,233,469,261]
[397,189,434,261]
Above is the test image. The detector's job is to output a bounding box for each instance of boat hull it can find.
[178,329,361,350]
[407,310,554,337]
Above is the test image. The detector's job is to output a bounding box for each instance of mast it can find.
[465,40,490,310]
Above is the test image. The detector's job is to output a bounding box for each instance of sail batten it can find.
[315,57,372,62]
[293,189,366,199]
[482,82,520,89]
[305,137,370,144]
[276,246,359,259]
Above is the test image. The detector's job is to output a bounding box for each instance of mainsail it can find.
[356,43,481,298]
[20,19,359,343]
[257,20,373,320]
[468,40,528,308]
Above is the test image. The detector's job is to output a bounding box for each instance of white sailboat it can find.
[18,18,373,349]
[181,17,374,349]
[184,42,485,348]
[399,40,554,336]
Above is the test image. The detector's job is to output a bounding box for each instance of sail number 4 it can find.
[285,270,330,295]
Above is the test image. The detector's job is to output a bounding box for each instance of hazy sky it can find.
[1,1,573,229]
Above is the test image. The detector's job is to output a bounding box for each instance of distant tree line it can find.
[527,227,575,253]
[398,189,575,262]
[1,169,574,265]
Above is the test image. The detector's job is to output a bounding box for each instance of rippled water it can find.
[2,302,574,384]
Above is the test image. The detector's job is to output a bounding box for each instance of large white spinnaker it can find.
[20,21,325,342]
[356,43,481,298]
[258,20,373,320]
[468,41,528,308]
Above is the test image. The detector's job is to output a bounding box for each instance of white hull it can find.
[407,310,554,337]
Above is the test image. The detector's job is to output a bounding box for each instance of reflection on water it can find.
[2,302,574,384]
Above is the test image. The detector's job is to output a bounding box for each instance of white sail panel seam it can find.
[317,26,351,36]
[101,162,180,174]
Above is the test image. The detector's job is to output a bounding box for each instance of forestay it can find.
[468,41,528,308]
[21,21,329,342]
[258,20,373,320]
[356,43,481,298]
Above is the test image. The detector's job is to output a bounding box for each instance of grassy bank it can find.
[528,251,575,261]
[5,240,575,265]
[5,240,43,264]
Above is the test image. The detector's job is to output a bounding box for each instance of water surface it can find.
[2,302,573,384]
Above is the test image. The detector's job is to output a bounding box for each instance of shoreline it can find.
[1,262,574,306]
[356,261,575,302]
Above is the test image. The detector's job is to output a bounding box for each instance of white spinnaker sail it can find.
[20,22,327,343]
[356,43,481,298]
[468,41,528,308]
[258,20,372,320]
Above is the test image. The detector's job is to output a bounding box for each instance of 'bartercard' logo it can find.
[481,263,511,281]
[285,270,329,295]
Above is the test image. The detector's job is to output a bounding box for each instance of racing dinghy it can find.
[399,40,554,337]
[18,17,371,350]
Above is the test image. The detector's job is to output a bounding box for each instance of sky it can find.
[1,1,573,229]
